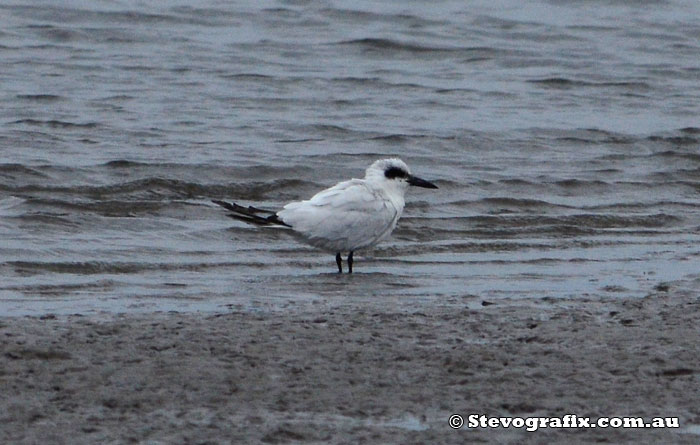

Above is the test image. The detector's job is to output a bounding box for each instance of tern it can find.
[212,158,438,273]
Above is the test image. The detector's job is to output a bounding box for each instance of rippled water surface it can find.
[1,0,699,315]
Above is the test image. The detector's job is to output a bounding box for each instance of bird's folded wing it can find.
[308,179,380,207]
[278,180,397,249]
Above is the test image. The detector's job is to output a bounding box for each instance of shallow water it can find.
[1,0,699,315]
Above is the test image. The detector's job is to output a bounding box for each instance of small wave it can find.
[0,163,49,178]
[552,179,610,188]
[528,77,577,87]
[479,197,571,209]
[336,38,464,54]
[7,261,158,276]
[15,94,65,102]
[313,124,351,132]
[275,138,325,143]
[99,162,315,181]
[331,76,430,91]
[97,94,134,101]
[467,213,681,229]
[2,176,316,203]
[41,7,221,26]
[6,260,256,276]
[222,73,274,80]
[320,8,440,27]
[28,24,86,42]
[582,200,700,211]
[435,87,478,94]
[368,134,411,143]
[426,212,683,237]
[1,279,118,295]
[302,124,355,137]
[647,136,699,146]
[104,160,148,168]
[552,128,636,144]
[14,213,78,227]
[649,150,700,161]
[330,76,382,85]
[10,119,99,129]
[498,178,536,186]
[528,78,651,90]
[26,198,169,217]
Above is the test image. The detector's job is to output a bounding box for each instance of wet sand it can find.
[1,289,698,444]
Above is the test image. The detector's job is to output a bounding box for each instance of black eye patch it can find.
[384,166,408,179]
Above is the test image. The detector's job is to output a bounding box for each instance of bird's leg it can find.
[348,251,354,274]
[335,252,342,273]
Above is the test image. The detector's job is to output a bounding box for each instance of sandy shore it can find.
[1,289,698,444]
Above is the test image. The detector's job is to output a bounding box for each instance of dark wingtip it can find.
[212,199,290,227]
[212,199,238,212]
[267,214,292,227]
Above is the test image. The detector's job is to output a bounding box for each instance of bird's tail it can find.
[211,200,291,227]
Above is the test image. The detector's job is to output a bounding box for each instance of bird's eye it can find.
[384,166,407,179]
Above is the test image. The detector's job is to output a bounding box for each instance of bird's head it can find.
[365,158,438,194]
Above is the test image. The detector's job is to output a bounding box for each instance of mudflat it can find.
[1,290,698,444]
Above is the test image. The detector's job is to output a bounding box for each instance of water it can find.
[1,0,699,316]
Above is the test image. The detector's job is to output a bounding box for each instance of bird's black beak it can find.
[407,175,438,189]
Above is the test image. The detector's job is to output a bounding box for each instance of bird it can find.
[212,158,438,273]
